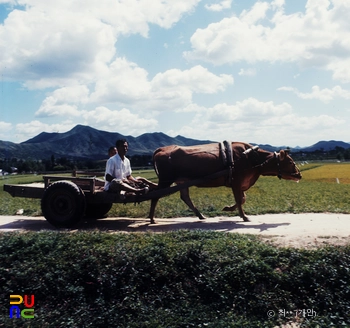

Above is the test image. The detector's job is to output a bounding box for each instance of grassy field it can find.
[1,162,349,218]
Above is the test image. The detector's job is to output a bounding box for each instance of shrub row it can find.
[0,231,349,327]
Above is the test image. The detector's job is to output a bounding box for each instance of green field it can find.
[1,162,349,218]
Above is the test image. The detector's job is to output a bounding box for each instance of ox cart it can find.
[3,142,302,228]
[3,170,228,228]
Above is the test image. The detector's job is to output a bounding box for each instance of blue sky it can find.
[0,0,349,147]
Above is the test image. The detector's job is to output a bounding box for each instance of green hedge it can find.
[0,231,349,327]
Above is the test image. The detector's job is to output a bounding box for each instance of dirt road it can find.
[0,213,349,248]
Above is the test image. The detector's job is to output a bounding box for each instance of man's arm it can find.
[105,158,118,182]
[126,175,138,183]
[106,173,127,183]
[106,173,114,182]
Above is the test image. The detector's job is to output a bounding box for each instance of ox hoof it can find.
[243,217,250,222]
[222,205,237,212]
[149,219,157,224]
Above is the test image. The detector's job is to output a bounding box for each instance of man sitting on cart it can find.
[104,139,157,197]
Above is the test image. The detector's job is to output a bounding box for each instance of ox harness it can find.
[219,140,234,185]
[220,143,285,181]
[219,140,234,168]
[275,152,283,180]
[244,148,283,180]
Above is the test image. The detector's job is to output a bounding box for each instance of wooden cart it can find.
[4,170,228,228]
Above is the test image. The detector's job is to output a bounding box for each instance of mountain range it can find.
[0,125,349,161]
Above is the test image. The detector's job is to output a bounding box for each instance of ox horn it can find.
[277,148,291,160]
[243,145,259,155]
[279,150,287,161]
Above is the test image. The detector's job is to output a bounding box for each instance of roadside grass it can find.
[1,230,349,327]
[1,163,350,218]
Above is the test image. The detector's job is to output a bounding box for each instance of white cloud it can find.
[326,58,350,83]
[262,113,343,129]
[271,0,285,10]
[35,85,89,117]
[13,106,158,142]
[0,7,116,87]
[34,61,233,121]
[81,106,158,136]
[89,57,151,105]
[137,0,201,29]
[147,65,233,111]
[184,0,350,82]
[173,98,345,146]
[0,121,12,130]
[15,120,76,142]
[190,98,292,125]
[205,0,232,12]
[278,85,350,103]
[240,1,270,25]
[238,68,256,76]
[90,63,233,112]
[0,122,13,140]
[36,102,81,117]
[3,0,201,32]
[0,0,14,4]
[152,65,233,94]
[0,0,201,87]
[181,98,292,133]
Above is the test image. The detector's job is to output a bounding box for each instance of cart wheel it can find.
[41,181,86,228]
[85,203,113,219]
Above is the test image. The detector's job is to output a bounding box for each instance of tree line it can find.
[0,154,154,174]
[292,146,350,161]
[1,148,349,174]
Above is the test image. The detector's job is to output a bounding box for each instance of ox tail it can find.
[152,148,163,177]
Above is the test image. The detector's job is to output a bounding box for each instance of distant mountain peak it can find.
[1,125,215,160]
[23,131,60,144]
[1,125,349,160]
[303,140,350,152]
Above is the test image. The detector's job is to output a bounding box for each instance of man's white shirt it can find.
[104,154,132,191]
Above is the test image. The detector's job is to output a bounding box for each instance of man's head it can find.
[108,146,117,158]
[116,139,128,158]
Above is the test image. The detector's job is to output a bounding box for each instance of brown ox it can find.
[148,141,301,224]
